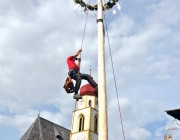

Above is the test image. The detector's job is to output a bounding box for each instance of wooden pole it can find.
[97,0,108,140]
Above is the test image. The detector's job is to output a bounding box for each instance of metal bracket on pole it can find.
[97,19,103,23]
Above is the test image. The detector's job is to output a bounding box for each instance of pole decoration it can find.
[74,0,118,11]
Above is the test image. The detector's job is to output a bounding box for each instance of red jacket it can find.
[67,56,79,70]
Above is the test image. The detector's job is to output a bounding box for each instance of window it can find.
[56,135,63,140]
[79,115,85,131]
[94,115,98,133]
[88,100,92,106]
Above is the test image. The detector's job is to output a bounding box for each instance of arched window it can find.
[94,115,98,133]
[79,115,85,132]
[88,100,92,106]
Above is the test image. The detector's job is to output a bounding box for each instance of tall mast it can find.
[97,0,108,140]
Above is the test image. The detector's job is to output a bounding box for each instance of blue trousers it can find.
[68,69,97,94]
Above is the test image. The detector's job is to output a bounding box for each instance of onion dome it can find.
[80,84,98,96]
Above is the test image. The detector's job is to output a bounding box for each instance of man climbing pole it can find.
[67,48,98,99]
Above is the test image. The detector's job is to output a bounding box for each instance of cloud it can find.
[129,127,151,140]
[0,0,180,139]
[0,109,71,135]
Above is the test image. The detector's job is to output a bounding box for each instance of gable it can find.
[20,116,70,140]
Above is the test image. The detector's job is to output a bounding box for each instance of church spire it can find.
[70,84,98,140]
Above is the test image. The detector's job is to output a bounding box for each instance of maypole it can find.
[73,1,119,140]
[97,0,108,140]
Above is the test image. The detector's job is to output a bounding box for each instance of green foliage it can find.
[74,0,118,11]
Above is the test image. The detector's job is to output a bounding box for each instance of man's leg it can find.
[80,73,98,88]
[73,73,81,94]
[71,72,82,99]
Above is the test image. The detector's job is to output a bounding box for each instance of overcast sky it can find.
[0,0,180,140]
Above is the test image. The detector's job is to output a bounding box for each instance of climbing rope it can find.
[104,14,126,140]
[79,0,91,59]
[72,0,91,129]
[77,0,91,74]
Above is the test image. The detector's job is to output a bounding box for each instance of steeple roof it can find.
[20,116,70,140]
[80,84,98,96]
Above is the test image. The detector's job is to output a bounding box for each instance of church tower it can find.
[70,84,98,140]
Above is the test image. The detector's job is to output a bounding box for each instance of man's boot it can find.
[73,94,82,100]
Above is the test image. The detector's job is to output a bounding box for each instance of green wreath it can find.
[74,0,118,11]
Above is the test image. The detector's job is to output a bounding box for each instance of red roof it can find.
[80,84,98,96]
